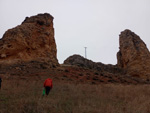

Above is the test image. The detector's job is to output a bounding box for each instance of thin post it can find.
[84,47,87,58]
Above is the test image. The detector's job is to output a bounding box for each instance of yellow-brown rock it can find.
[0,13,59,67]
[117,29,150,80]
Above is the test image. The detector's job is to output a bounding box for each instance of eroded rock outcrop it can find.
[117,29,150,80]
[0,13,59,68]
[63,54,149,84]
[64,54,125,74]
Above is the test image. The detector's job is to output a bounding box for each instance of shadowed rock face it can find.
[0,13,59,67]
[117,29,150,80]
[64,54,125,75]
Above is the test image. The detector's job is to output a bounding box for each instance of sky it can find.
[0,0,150,64]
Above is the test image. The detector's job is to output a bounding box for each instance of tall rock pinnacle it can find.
[117,29,150,80]
[0,13,59,67]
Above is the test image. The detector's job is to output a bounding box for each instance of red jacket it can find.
[44,78,53,88]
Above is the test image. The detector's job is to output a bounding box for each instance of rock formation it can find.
[0,13,59,68]
[64,29,150,81]
[117,29,150,80]
[64,54,125,74]
[63,54,149,84]
[1,13,150,83]
[64,54,97,69]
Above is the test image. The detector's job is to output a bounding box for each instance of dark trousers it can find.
[45,86,51,95]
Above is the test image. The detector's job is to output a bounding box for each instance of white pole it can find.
[84,47,87,58]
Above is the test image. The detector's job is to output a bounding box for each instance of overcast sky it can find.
[0,0,150,64]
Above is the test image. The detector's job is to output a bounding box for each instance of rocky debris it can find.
[1,64,148,84]
[0,13,59,68]
[117,29,150,80]
[56,64,149,84]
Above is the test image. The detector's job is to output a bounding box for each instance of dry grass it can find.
[0,77,150,113]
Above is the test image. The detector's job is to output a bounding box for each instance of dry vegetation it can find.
[0,76,150,113]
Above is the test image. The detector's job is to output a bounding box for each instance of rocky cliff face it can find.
[0,13,59,68]
[117,29,150,80]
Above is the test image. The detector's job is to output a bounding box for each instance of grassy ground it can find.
[0,77,150,113]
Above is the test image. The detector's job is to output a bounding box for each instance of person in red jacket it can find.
[43,78,53,95]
